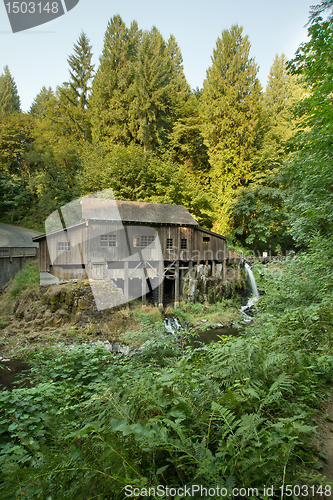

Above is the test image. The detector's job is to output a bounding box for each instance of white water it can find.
[241,263,259,319]
[164,317,181,334]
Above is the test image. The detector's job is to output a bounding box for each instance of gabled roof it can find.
[81,199,199,226]
[196,226,228,241]
[32,222,86,241]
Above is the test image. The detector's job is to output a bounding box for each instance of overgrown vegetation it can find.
[172,298,240,328]
[7,260,39,299]
[2,1,333,497]
[1,242,333,498]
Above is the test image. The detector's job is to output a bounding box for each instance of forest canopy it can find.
[0,8,329,254]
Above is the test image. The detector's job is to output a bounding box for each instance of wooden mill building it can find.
[33,199,227,308]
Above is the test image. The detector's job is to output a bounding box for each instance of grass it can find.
[133,304,163,325]
[8,261,40,298]
[172,297,241,327]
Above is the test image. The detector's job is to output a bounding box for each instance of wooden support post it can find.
[212,260,215,277]
[223,260,227,283]
[124,261,129,304]
[44,241,47,271]
[142,276,146,309]
[174,260,180,308]
[188,260,193,279]
[158,261,164,309]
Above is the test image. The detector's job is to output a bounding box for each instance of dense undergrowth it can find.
[1,237,333,499]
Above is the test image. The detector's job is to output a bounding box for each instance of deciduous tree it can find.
[286,17,333,245]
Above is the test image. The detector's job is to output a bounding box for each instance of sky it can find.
[0,0,313,112]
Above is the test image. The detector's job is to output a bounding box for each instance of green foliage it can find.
[62,31,95,143]
[1,301,329,498]
[0,171,31,223]
[133,306,162,326]
[80,142,213,227]
[169,92,210,183]
[89,15,141,147]
[0,66,20,120]
[286,17,333,246]
[132,27,190,152]
[200,24,262,235]
[8,261,40,298]
[252,53,302,172]
[29,86,54,117]
[231,170,294,252]
[173,298,240,327]
[3,240,333,497]
[0,112,34,177]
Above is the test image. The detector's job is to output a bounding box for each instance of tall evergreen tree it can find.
[62,31,94,142]
[169,92,209,182]
[89,15,141,146]
[308,0,333,23]
[130,29,191,152]
[0,66,20,120]
[230,55,304,250]
[200,25,262,234]
[131,27,176,151]
[253,53,303,170]
[29,86,54,117]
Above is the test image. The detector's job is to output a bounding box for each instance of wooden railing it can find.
[226,251,285,264]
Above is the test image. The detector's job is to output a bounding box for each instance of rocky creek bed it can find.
[0,278,243,389]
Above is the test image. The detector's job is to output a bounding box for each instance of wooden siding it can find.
[87,222,160,262]
[46,225,87,267]
[38,223,227,277]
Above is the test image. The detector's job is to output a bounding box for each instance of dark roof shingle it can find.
[81,199,199,226]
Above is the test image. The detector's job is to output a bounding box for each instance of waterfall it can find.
[164,317,181,334]
[245,262,259,298]
[241,263,259,318]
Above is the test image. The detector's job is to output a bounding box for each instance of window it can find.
[181,238,187,249]
[133,235,155,247]
[166,238,173,249]
[58,242,70,251]
[203,236,210,243]
[100,233,117,247]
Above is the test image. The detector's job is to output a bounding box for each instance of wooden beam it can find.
[174,260,180,308]
[158,261,164,309]
[124,261,129,304]
[142,277,146,309]
[188,260,193,278]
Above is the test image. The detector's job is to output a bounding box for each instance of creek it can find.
[0,357,32,391]
[1,264,259,390]
[165,263,259,342]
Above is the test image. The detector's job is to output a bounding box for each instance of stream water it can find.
[192,326,239,345]
[0,358,32,391]
[1,265,259,390]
